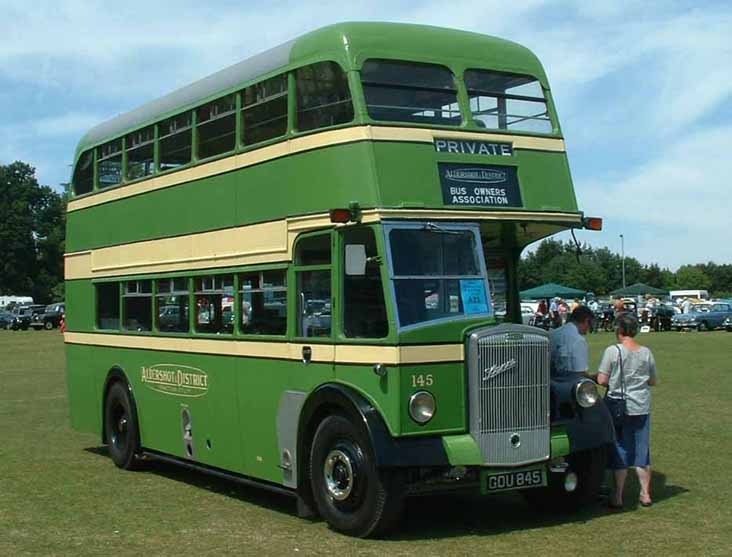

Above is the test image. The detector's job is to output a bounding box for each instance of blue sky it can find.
[1,0,730,270]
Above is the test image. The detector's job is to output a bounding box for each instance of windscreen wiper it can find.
[422,222,465,235]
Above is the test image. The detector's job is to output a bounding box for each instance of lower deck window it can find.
[123,280,152,331]
[156,278,189,333]
[240,270,287,335]
[96,283,120,329]
[195,275,234,334]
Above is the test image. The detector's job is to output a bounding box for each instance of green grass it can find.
[1,330,731,555]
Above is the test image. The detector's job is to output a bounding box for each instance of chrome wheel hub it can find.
[324,449,354,501]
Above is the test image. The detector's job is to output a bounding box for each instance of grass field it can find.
[1,330,731,555]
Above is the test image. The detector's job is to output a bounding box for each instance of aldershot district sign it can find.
[438,162,522,208]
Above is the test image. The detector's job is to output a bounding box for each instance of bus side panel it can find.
[236,356,334,484]
[113,348,243,473]
[66,142,380,253]
[333,361,402,436]
[65,279,95,332]
[65,343,103,435]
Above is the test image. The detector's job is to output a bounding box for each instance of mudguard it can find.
[551,376,616,452]
[297,383,449,473]
[565,401,616,452]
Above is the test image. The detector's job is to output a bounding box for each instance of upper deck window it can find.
[296,62,353,132]
[242,75,288,146]
[126,126,155,180]
[197,94,236,159]
[465,70,552,133]
[97,139,123,189]
[159,113,192,171]
[73,150,94,195]
[361,60,461,126]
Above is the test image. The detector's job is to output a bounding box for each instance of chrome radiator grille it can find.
[468,325,550,466]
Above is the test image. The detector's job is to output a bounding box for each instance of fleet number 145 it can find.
[411,374,434,387]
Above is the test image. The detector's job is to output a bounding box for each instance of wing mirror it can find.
[345,244,367,276]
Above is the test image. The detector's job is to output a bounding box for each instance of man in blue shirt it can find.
[550,305,595,378]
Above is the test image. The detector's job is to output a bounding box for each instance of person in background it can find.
[558,299,569,324]
[614,297,626,316]
[681,298,692,314]
[597,313,658,509]
[549,297,560,328]
[537,299,548,317]
[550,305,595,378]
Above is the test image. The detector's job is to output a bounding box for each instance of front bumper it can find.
[441,427,570,466]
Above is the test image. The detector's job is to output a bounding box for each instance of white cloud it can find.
[577,125,732,268]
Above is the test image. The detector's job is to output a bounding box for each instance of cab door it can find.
[292,231,336,388]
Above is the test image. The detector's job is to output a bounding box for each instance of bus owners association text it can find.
[448,186,510,205]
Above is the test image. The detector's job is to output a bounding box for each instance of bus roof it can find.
[75,22,547,156]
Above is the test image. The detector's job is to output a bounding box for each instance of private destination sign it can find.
[438,163,523,208]
[434,138,513,156]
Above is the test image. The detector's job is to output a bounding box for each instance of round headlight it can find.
[575,380,599,408]
[409,391,436,424]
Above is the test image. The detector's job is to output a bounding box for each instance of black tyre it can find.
[44,320,54,330]
[309,415,405,537]
[524,447,606,512]
[104,380,142,470]
[698,322,707,332]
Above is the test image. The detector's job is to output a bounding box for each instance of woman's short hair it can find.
[616,312,639,337]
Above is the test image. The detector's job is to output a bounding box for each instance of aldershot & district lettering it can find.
[141,366,208,390]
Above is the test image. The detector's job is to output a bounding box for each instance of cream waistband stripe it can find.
[64,209,582,280]
[66,125,566,213]
[64,332,464,365]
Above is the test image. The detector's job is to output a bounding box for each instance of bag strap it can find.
[614,344,626,400]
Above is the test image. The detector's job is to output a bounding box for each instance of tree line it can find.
[0,161,729,304]
[518,239,732,298]
[0,162,66,304]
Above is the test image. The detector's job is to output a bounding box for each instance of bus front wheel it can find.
[104,381,142,470]
[309,415,405,537]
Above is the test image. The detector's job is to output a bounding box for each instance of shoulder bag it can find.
[604,344,627,428]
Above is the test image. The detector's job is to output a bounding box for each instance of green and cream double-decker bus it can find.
[65,22,612,537]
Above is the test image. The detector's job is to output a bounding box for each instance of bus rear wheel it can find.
[104,381,141,470]
[309,415,404,537]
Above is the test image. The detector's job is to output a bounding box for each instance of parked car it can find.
[672,302,732,331]
[521,304,535,325]
[7,305,46,330]
[30,302,65,330]
[724,316,732,332]
[0,311,15,329]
